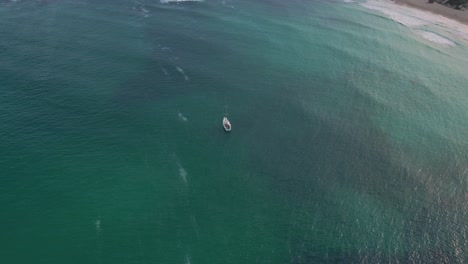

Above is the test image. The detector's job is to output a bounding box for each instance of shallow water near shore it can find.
[0,0,467,263]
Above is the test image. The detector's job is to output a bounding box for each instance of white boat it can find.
[223,117,231,132]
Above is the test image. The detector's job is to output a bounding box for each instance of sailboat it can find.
[223,117,231,132]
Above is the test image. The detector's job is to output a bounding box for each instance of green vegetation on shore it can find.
[435,0,468,10]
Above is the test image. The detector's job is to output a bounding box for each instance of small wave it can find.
[179,165,188,183]
[416,30,456,46]
[178,112,188,122]
[221,0,235,8]
[141,7,149,17]
[172,154,189,184]
[176,161,188,184]
[160,0,203,3]
[361,1,427,27]
[176,66,189,81]
[185,254,191,264]
[161,67,169,75]
[95,218,101,233]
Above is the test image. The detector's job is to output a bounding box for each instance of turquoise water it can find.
[0,0,467,263]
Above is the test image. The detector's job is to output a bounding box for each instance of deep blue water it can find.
[0,0,467,263]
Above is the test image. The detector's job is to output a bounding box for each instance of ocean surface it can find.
[0,0,467,263]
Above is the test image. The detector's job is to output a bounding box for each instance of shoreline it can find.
[396,0,468,25]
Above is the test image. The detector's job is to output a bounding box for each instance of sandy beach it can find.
[397,0,468,24]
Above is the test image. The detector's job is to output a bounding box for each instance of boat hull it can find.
[223,117,231,132]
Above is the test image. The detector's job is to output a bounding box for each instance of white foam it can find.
[185,254,191,264]
[178,112,188,122]
[360,0,468,46]
[361,1,430,27]
[176,66,189,81]
[179,166,188,183]
[95,218,101,233]
[141,7,149,17]
[177,161,188,184]
[416,30,456,46]
[160,0,203,3]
